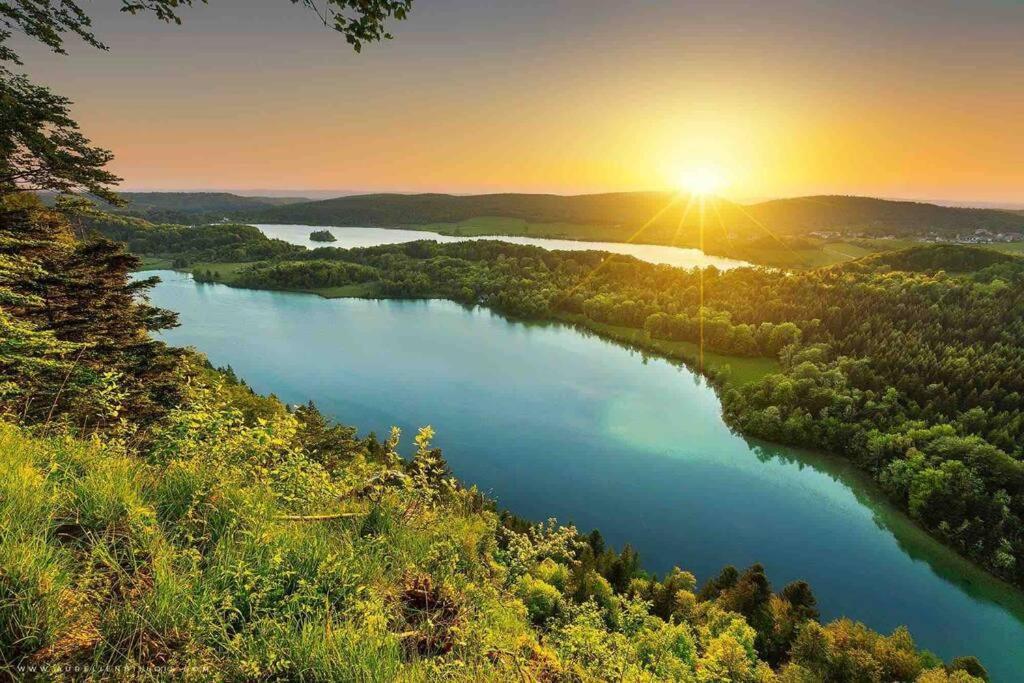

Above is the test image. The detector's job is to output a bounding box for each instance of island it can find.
[309,229,337,242]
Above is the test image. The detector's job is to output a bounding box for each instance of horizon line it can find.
[113,188,1024,210]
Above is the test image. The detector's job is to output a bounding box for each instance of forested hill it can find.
[849,243,1019,273]
[244,191,1024,240]
[747,196,1023,235]
[249,191,693,230]
[100,192,310,224]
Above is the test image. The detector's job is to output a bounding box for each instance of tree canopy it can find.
[0,0,413,63]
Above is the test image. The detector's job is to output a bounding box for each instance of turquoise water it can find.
[253,224,752,270]
[147,271,1024,680]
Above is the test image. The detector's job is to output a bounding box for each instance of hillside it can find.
[106,192,311,224]
[244,192,1024,242]
[849,244,1019,273]
[0,362,987,681]
[749,196,1023,236]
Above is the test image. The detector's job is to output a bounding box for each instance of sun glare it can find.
[678,167,727,197]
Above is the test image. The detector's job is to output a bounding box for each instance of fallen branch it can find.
[274,512,362,522]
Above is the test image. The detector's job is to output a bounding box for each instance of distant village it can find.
[809,228,1024,244]
[933,228,1024,244]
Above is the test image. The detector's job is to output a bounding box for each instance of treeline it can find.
[228,259,378,290]
[91,191,307,225]
[204,237,1024,588]
[0,197,985,680]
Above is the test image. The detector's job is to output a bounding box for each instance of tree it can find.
[0,194,180,426]
[0,1,413,63]
[0,68,120,202]
[293,400,361,471]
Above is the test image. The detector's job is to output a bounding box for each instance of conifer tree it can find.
[0,194,179,426]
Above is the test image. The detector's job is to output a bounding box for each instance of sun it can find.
[677,166,727,197]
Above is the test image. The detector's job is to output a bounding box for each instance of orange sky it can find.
[16,0,1024,204]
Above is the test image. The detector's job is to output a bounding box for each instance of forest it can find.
[101,224,1024,591]
[0,195,989,681]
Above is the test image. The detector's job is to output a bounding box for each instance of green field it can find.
[988,242,1024,255]
[755,238,920,269]
[306,281,384,298]
[136,258,254,280]
[136,256,174,270]
[556,314,779,386]
[161,262,383,299]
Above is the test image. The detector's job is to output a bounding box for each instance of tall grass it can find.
[0,379,985,682]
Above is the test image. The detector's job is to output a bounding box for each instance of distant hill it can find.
[247,191,690,231]
[749,195,1024,236]
[245,192,1024,244]
[103,192,311,224]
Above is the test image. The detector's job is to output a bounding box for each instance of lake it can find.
[147,270,1024,681]
[252,223,753,270]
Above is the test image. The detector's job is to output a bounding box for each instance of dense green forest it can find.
[96,218,305,266]
[92,219,1024,591]
[0,195,988,681]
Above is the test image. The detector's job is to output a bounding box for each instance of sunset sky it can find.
[16,0,1024,204]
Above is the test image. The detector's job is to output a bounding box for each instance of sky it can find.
[14,0,1024,204]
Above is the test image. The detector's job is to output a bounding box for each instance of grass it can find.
[732,238,920,269]
[307,281,384,298]
[0,367,974,680]
[180,261,252,280]
[0,383,538,680]
[987,242,1024,255]
[556,314,779,386]
[136,256,174,270]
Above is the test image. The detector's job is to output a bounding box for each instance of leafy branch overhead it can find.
[0,0,413,201]
[0,0,414,64]
[0,68,121,203]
